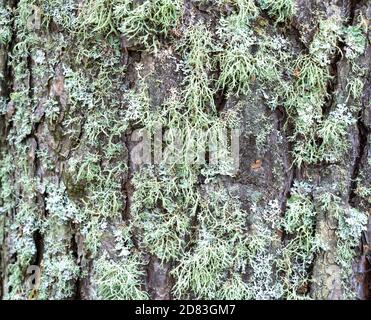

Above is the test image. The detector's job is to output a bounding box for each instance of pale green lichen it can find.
[318,104,356,163]
[258,0,295,23]
[178,23,217,114]
[279,182,320,299]
[0,5,12,46]
[343,23,367,61]
[216,6,292,97]
[93,254,149,300]
[309,15,343,67]
[245,200,284,299]
[2,148,41,299]
[217,0,260,22]
[76,0,182,49]
[131,166,196,262]
[281,13,357,167]
[171,186,248,299]
[40,0,77,30]
[319,193,368,298]
[93,226,148,300]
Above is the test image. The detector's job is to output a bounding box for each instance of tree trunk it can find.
[0,0,370,300]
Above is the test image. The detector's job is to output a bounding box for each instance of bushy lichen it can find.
[93,253,148,300]
[245,200,284,299]
[76,0,182,50]
[92,226,148,300]
[279,182,319,299]
[318,104,356,162]
[131,166,196,262]
[319,193,368,298]
[216,3,292,97]
[169,184,249,299]
[258,0,295,23]
[309,15,343,67]
[343,23,367,61]
[178,23,217,114]
[1,147,41,299]
[0,5,12,46]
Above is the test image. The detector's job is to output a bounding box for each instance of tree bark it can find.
[0,0,370,300]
